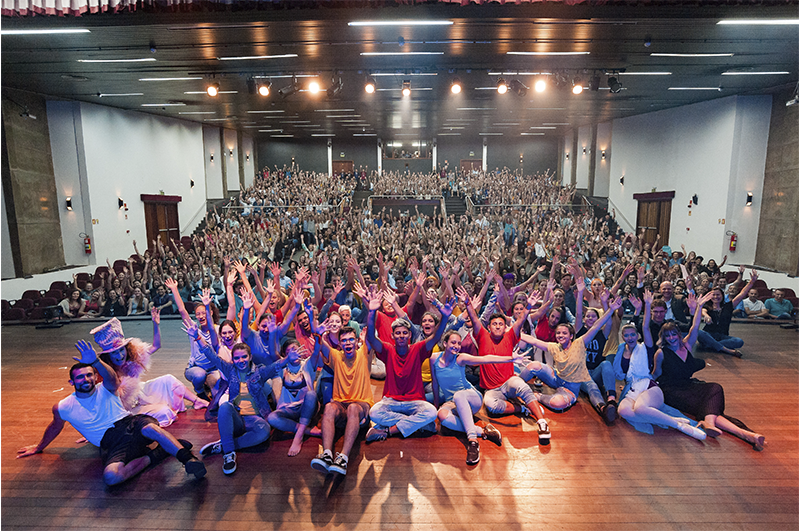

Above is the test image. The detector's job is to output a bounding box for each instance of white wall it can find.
[594,122,612,198]
[575,126,591,189]
[203,126,224,199]
[49,102,208,264]
[606,95,771,262]
[223,128,240,193]
[561,134,572,186]
[724,96,772,265]
[242,134,256,189]
[47,101,93,266]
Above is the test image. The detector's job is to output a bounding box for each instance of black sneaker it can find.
[311,452,333,474]
[466,441,480,465]
[200,440,223,457]
[482,423,502,446]
[537,419,551,445]
[329,453,348,475]
[184,456,207,479]
[222,452,237,475]
[602,399,617,424]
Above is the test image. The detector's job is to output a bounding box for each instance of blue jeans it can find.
[588,358,617,399]
[184,366,220,395]
[438,388,483,440]
[697,330,744,352]
[369,397,437,438]
[483,376,537,415]
[527,363,604,412]
[217,402,270,454]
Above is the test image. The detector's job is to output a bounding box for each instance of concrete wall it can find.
[258,140,328,173]
[241,134,256,189]
[755,86,799,276]
[575,126,592,190]
[1,89,65,277]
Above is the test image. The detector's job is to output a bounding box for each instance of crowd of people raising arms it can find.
[24,164,768,486]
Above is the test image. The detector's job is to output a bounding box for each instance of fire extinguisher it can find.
[82,234,92,255]
[728,232,737,252]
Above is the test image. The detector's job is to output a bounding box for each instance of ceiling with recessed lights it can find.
[2,3,797,141]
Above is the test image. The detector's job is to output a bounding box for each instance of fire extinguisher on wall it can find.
[728,231,737,252]
[82,233,92,254]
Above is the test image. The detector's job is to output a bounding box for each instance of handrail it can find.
[606,197,635,233]
[465,195,475,216]
[181,202,209,235]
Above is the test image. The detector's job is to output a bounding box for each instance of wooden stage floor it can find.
[2,319,798,531]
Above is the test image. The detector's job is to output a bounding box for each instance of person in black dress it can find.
[653,290,765,451]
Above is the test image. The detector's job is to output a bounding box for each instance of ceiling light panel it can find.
[217,54,298,61]
[349,20,453,26]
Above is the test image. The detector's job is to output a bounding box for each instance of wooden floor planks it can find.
[2,320,797,530]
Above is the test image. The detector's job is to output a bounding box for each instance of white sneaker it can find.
[537,419,551,445]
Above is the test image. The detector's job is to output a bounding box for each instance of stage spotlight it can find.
[364,75,376,94]
[508,79,528,97]
[608,76,622,93]
[496,78,508,94]
[572,81,583,95]
[450,77,462,94]
[327,77,343,98]
[402,80,411,97]
[206,82,220,97]
[257,82,271,97]
[308,79,322,94]
[534,78,547,93]
[279,77,299,97]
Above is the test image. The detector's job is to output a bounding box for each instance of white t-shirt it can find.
[58,384,129,447]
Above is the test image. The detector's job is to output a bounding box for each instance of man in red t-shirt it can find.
[363,287,455,442]
[458,286,552,445]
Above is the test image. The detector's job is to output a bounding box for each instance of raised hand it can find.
[200,288,213,307]
[686,292,698,314]
[456,285,470,305]
[642,288,654,307]
[332,278,345,297]
[150,307,161,325]
[164,277,178,290]
[232,259,246,275]
[526,289,542,308]
[364,286,383,312]
[440,296,457,318]
[629,294,643,313]
[73,340,98,365]
[240,289,255,310]
[608,296,623,312]
[226,270,238,286]
[382,288,397,306]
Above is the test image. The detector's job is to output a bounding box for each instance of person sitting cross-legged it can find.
[363,285,455,443]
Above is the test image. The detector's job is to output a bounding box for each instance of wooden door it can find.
[460,159,482,174]
[332,160,354,176]
[634,191,674,249]
[143,200,181,248]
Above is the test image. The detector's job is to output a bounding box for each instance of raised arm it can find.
[641,290,653,348]
[580,296,623,347]
[164,277,192,322]
[73,339,120,393]
[456,285,486,335]
[149,308,161,354]
[685,292,713,349]
[512,290,542,338]
[425,296,456,351]
[731,270,758,308]
[364,287,385,355]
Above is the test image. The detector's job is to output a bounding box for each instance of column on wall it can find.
[481,138,487,172]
